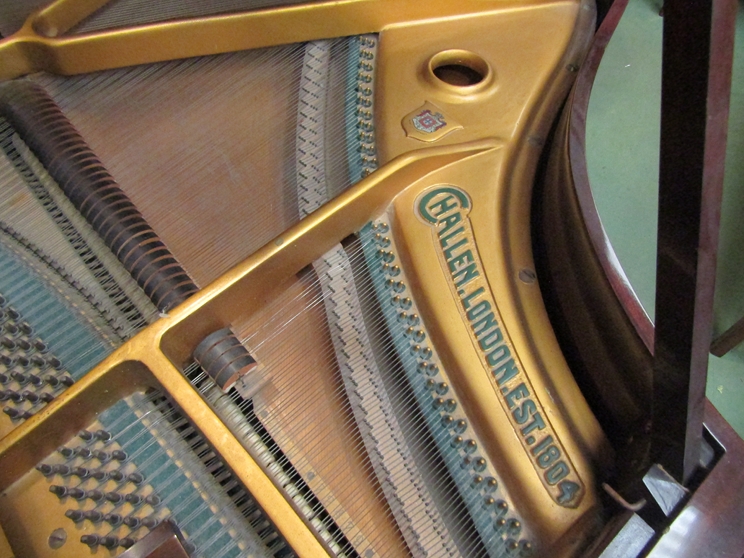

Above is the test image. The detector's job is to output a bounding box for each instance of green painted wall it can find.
[586,0,744,436]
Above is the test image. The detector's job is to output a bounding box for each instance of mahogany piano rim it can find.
[568,0,744,555]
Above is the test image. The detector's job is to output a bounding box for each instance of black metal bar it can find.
[652,0,737,483]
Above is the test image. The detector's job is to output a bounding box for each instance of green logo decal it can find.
[417,187,471,224]
[415,185,585,509]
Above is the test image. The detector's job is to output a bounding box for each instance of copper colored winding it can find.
[0,80,198,312]
[193,328,257,391]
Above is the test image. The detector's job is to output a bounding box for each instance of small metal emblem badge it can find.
[412,109,447,134]
[403,102,462,142]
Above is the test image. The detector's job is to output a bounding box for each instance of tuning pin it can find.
[484,477,498,492]
[45,376,61,388]
[58,447,75,459]
[67,487,86,500]
[108,470,124,482]
[3,407,31,420]
[507,518,522,535]
[7,390,24,403]
[127,472,145,485]
[46,357,63,370]
[71,466,90,479]
[105,492,124,504]
[94,429,111,442]
[92,450,110,464]
[77,447,92,459]
[49,485,68,499]
[80,534,100,547]
[9,372,28,385]
[100,536,119,549]
[36,463,54,476]
[91,470,108,481]
[105,513,123,526]
[52,464,72,477]
[83,510,104,523]
[87,489,104,502]
[65,509,84,522]
[111,449,127,462]
[145,494,161,507]
[30,355,46,368]
[77,430,94,442]
[142,516,159,530]
[124,493,143,506]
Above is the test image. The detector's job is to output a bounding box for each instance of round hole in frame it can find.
[428,50,492,91]
[434,64,483,86]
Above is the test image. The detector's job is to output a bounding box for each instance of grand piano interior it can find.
[0,1,742,557]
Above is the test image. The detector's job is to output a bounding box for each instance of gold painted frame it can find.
[0,1,602,555]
